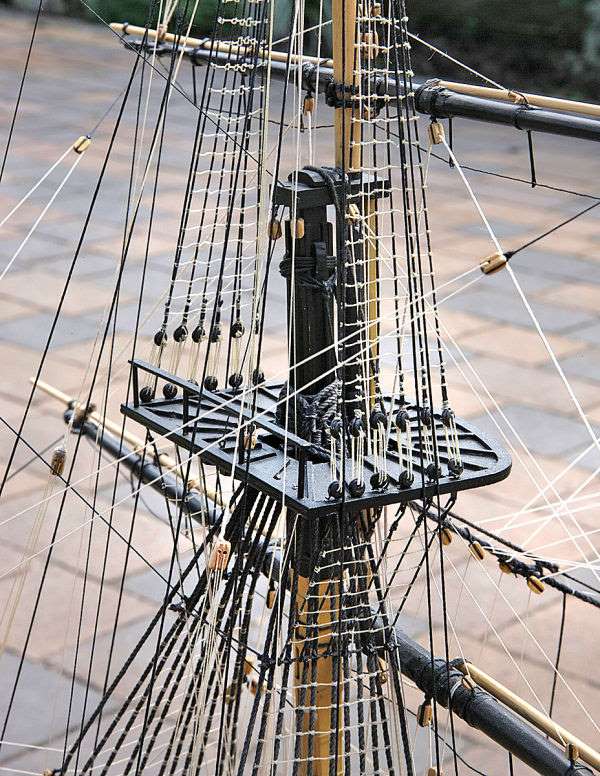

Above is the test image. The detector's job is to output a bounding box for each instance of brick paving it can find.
[1,8,600,775]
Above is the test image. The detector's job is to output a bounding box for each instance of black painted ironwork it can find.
[122,360,512,517]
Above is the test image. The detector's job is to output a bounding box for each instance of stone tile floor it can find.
[0,8,599,775]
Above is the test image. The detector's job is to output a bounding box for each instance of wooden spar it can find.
[31,377,222,506]
[110,23,600,121]
[435,79,600,119]
[458,661,600,771]
[109,22,335,69]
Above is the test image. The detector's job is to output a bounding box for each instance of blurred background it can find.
[1,0,600,97]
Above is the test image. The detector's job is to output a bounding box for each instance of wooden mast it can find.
[332,0,361,170]
[291,3,362,775]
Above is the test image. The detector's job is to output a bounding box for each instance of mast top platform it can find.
[122,360,512,518]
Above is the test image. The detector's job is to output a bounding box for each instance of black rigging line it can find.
[402,706,489,776]
[68,31,156,763]
[89,16,171,755]
[505,197,600,259]
[3,435,63,482]
[403,18,463,774]
[88,86,129,135]
[0,0,43,184]
[1,54,166,741]
[61,433,104,768]
[392,5,455,770]
[450,160,600,202]
[0,414,176,589]
[548,593,567,718]
[0,55,141,499]
[409,133,600,202]
[423,504,600,608]
[61,522,221,776]
[90,436,167,521]
[77,0,285,186]
[77,2,600,216]
[526,130,537,188]
[561,570,600,596]
[417,130,600,258]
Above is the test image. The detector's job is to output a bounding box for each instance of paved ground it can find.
[0,8,599,775]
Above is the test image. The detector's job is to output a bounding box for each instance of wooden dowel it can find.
[459,661,600,771]
[110,24,600,121]
[109,22,334,69]
[31,377,222,506]
[331,0,361,169]
[436,80,600,120]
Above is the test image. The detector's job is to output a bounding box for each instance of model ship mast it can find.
[292,2,358,771]
[5,0,600,773]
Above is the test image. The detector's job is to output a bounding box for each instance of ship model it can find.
[1,0,600,774]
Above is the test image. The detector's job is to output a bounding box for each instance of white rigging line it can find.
[405,30,506,90]
[446,535,600,734]
[0,271,485,579]
[132,0,165,204]
[269,17,507,91]
[0,242,483,528]
[441,134,600,458]
[350,182,596,579]
[437,134,600,578]
[5,4,600,773]
[0,143,73,230]
[438,321,600,584]
[0,152,84,281]
[479,445,600,525]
